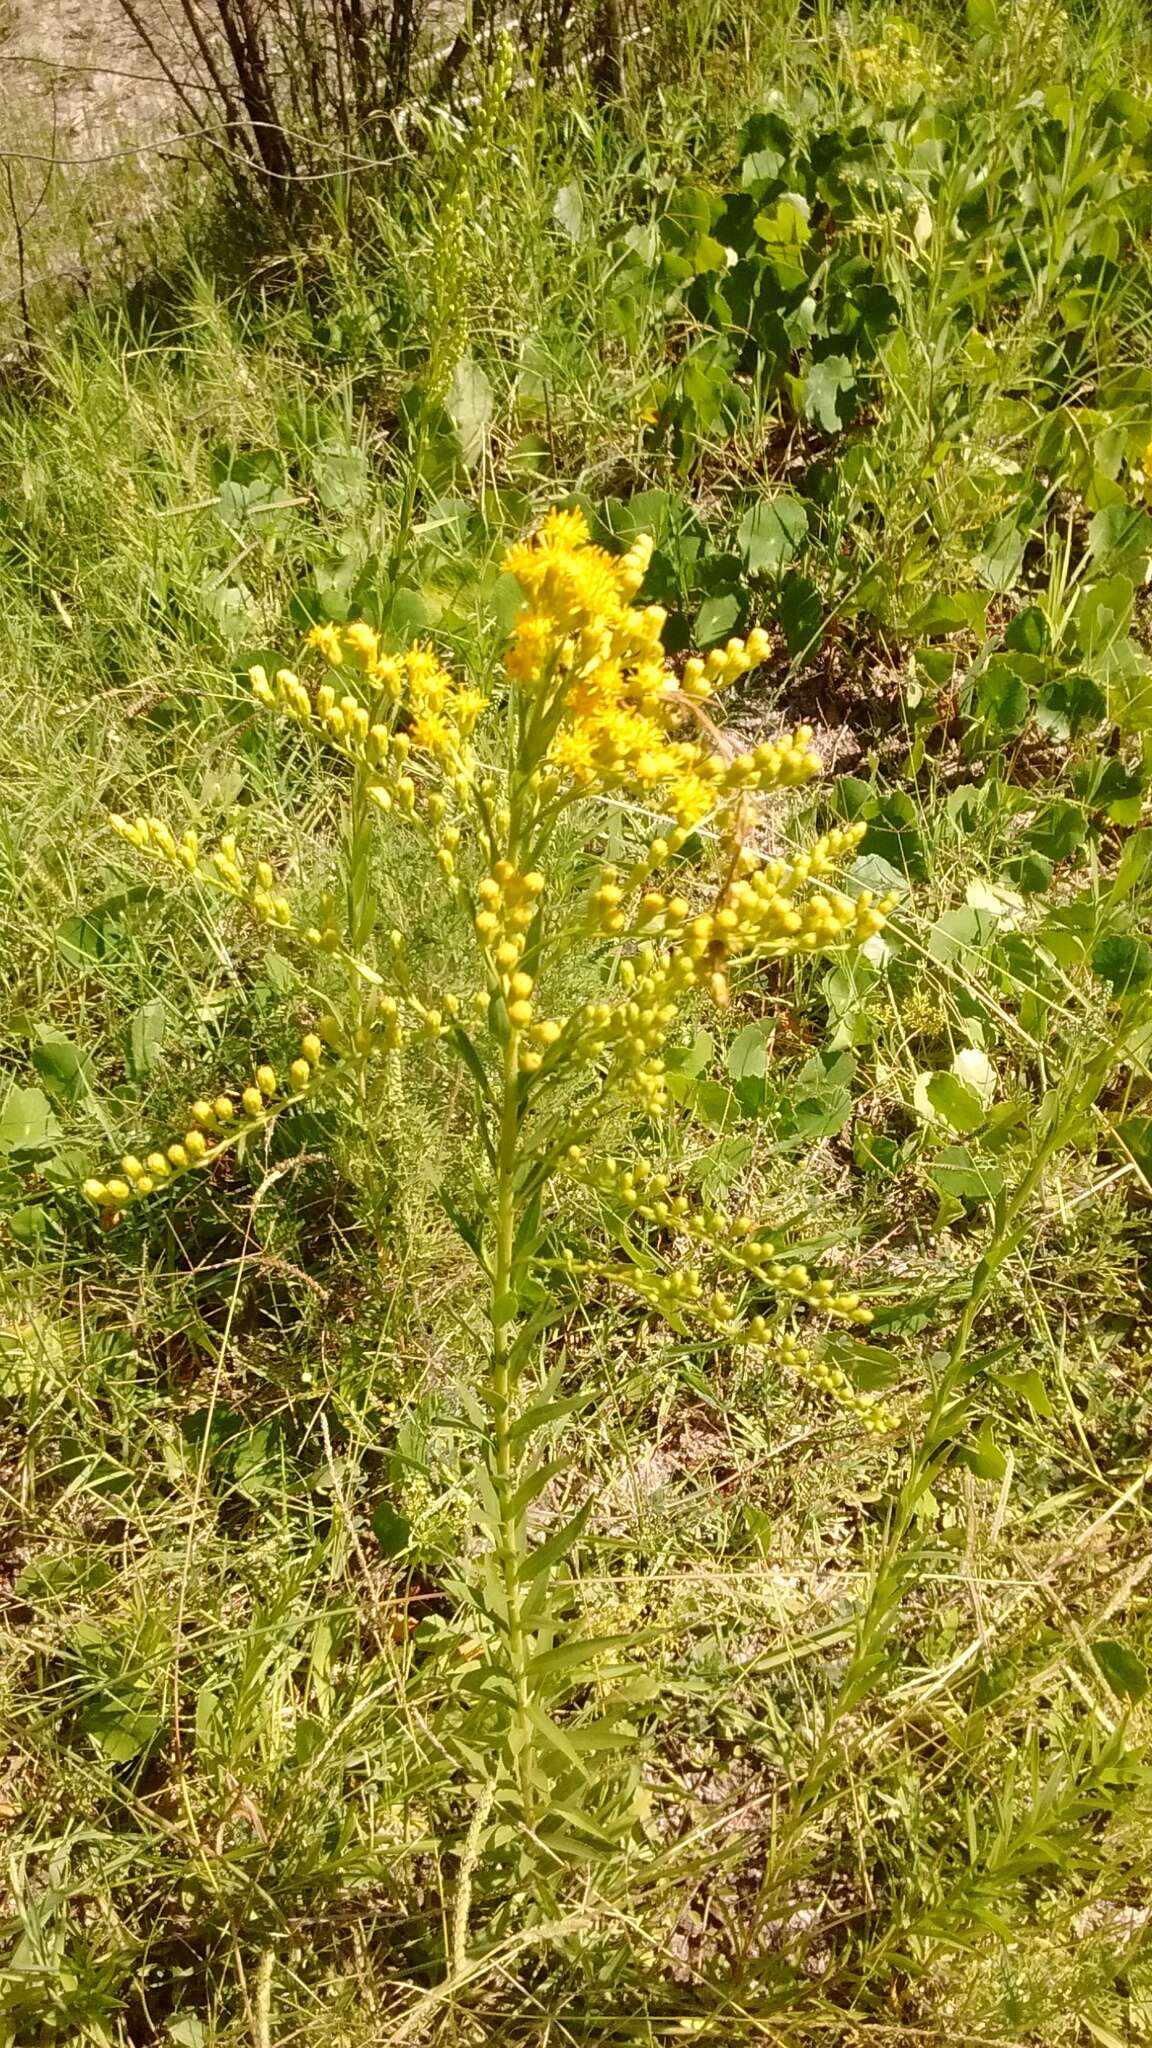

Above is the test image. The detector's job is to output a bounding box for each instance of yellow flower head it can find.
[501,514,785,824]
[305,621,345,665]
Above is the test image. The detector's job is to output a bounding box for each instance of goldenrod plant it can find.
[83,509,897,1841]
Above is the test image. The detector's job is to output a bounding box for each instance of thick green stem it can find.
[489,1023,536,1818]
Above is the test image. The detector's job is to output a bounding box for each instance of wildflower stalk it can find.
[86,509,901,1831]
[490,1015,537,1818]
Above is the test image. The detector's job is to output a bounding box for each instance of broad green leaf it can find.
[1073,573,1133,654]
[1092,933,1152,998]
[371,1502,412,1556]
[1087,502,1152,575]
[824,1338,900,1390]
[957,1418,1007,1481]
[313,440,370,514]
[953,1048,996,1106]
[168,2016,208,2046]
[1091,1638,1148,1702]
[802,355,855,433]
[693,591,741,645]
[1004,605,1049,654]
[776,573,823,656]
[905,590,988,637]
[976,660,1029,732]
[11,1203,55,1244]
[737,495,808,573]
[927,907,995,964]
[1022,801,1085,862]
[446,356,493,467]
[82,1699,161,1762]
[0,1085,60,1155]
[1034,672,1106,741]
[1003,1367,1054,1417]
[32,1033,94,1106]
[726,1022,771,1082]
[974,515,1026,593]
[128,998,167,1083]
[667,1029,714,1078]
[552,181,585,242]
[922,1071,986,1134]
[927,1147,1005,1203]
[966,0,999,32]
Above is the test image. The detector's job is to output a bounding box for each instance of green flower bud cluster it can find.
[110,814,306,938]
[558,1148,894,1433]
[736,1325,896,1436]
[565,1150,874,1326]
[107,813,394,986]
[82,1034,327,1216]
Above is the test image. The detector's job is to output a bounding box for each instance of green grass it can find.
[3,1,1152,2041]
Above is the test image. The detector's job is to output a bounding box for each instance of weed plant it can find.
[2,2,1152,2042]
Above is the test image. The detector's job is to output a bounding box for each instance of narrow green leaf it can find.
[520,1498,594,1580]
[449,1025,494,1103]
[527,1632,637,1680]
[506,1457,568,1521]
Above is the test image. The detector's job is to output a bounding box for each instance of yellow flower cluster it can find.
[501,508,789,826]
[850,16,946,100]
[253,623,486,787]
[514,825,894,1114]
[82,1034,327,1214]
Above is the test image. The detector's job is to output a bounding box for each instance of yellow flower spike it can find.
[290,1060,312,1093]
[241,1086,264,1117]
[213,1097,235,1124]
[83,1178,108,1204]
[301,1034,323,1066]
[165,1142,187,1170]
[509,971,534,999]
[256,1065,277,1096]
[191,1100,216,1128]
[184,1130,207,1160]
[519,1048,543,1073]
[146,1153,171,1180]
[249,664,275,705]
[508,999,533,1028]
[121,1156,143,1182]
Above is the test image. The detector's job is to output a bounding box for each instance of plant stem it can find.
[489,1020,536,1820]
